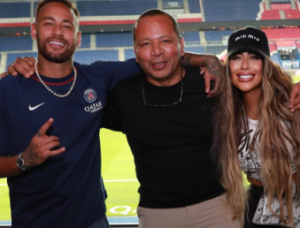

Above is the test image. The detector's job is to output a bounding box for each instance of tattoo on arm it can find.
[206,57,223,78]
[22,144,39,168]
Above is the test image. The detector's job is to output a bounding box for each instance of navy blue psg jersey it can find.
[0,60,140,228]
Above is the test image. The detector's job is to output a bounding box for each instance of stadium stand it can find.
[6,52,38,69]
[124,49,135,60]
[188,0,201,13]
[96,32,133,48]
[271,53,281,65]
[263,28,300,40]
[184,46,205,54]
[269,42,278,53]
[206,45,227,55]
[202,0,261,21]
[204,30,233,43]
[182,31,201,45]
[77,0,158,16]
[80,34,91,49]
[0,2,30,18]
[0,36,32,52]
[260,1,300,20]
[74,50,119,63]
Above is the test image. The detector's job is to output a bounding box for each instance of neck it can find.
[243,90,261,120]
[146,66,185,87]
[36,58,73,79]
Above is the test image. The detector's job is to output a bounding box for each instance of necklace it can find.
[34,61,77,98]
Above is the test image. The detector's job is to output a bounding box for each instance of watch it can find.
[17,153,27,172]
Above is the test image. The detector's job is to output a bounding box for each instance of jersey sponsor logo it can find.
[29,102,45,111]
[84,101,103,113]
[84,89,97,103]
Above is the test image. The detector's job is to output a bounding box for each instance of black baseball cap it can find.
[227,26,270,58]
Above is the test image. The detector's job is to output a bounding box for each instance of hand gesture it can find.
[22,118,65,168]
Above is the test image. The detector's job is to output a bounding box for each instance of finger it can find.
[204,74,211,93]
[25,57,37,67]
[200,67,206,74]
[37,118,54,137]
[291,103,300,113]
[14,58,35,78]
[48,147,66,157]
[39,136,60,145]
[290,95,300,108]
[290,83,300,100]
[7,65,19,77]
[0,72,9,78]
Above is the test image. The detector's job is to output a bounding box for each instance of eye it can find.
[44,22,53,26]
[250,54,261,60]
[231,55,241,60]
[162,39,171,43]
[63,25,72,29]
[141,42,150,47]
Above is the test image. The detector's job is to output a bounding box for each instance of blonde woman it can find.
[213,26,300,228]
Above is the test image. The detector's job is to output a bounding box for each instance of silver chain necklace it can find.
[34,61,77,98]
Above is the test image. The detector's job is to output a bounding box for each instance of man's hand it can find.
[22,118,65,168]
[290,82,300,112]
[7,57,36,78]
[200,66,223,98]
[181,53,223,97]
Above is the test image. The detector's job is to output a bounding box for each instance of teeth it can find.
[49,41,64,46]
[239,75,253,79]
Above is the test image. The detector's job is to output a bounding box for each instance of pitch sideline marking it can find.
[0,179,138,187]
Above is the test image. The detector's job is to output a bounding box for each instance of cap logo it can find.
[235,34,260,42]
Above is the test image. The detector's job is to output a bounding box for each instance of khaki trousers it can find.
[137,194,242,228]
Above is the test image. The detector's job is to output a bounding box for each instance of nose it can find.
[151,42,164,56]
[241,57,250,70]
[52,24,63,37]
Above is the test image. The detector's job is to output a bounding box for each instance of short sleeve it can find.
[90,59,142,90]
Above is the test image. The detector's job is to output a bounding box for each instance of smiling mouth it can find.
[48,41,65,47]
[152,61,167,69]
[239,75,254,79]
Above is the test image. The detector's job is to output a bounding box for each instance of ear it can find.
[76,31,82,48]
[31,23,37,40]
[179,37,184,57]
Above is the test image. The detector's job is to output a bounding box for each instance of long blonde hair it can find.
[212,56,300,226]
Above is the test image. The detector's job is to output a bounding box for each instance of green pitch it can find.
[0,129,139,222]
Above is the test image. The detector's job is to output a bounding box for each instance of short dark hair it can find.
[132,9,181,43]
[36,0,80,19]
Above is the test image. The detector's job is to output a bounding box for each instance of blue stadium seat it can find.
[203,0,261,21]
[74,50,119,63]
[96,33,133,48]
[271,53,281,65]
[80,34,91,49]
[0,2,30,18]
[206,46,227,55]
[205,30,233,42]
[125,49,135,60]
[0,36,32,52]
[6,52,38,69]
[188,0,201,13]
[184,46,205,54]
[182,31,201,45]
[78,0,157,16]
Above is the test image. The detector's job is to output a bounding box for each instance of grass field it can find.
[0,129,139,222]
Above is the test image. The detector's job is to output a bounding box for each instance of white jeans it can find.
[137,194,242,228]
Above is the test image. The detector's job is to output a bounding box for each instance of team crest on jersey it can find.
[84,89,97,103]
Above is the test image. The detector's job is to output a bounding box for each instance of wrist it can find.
[16,153,28,172]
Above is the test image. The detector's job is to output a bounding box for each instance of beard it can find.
[37,35,76,64]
